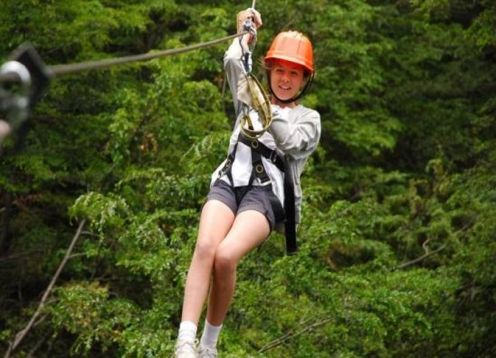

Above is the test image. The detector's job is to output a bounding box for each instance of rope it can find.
[240,74,272,139]
[0,32,247,82]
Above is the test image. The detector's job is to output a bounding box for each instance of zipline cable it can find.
[0,31,247,83]
[50,32,248,77]
[0,30,250,148]
[0,0,261,148]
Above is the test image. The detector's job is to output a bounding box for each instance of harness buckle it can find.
[251,140,259,149]
[218,158,232,178]
[255,163,264,174]
[269,150,278,163]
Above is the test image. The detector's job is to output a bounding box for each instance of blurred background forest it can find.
[1,0,495,356]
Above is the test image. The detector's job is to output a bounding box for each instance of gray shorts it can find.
[206,179,284,231]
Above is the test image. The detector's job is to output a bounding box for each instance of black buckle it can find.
[218,157,232,177]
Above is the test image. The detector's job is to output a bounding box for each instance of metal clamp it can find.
[1,61,32,89]
[0,60,31,109]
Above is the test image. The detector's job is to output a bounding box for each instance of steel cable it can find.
[0,32,247,83]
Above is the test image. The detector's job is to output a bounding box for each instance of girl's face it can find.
[269,60,306,107]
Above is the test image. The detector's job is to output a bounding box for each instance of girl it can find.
[175,8,320,358]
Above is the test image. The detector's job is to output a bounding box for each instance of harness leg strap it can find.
[283,163,297,254]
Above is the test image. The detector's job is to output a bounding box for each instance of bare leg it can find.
[206,210,270,326]
[180,200,235,325]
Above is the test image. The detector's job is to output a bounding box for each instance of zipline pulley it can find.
[0,44,51,148]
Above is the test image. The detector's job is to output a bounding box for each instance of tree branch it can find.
[0,250,43,263]
[0,192,13,256]
[396,242,447,270]
[4,220,86,358]
[258,316,333,353]
[26,329,50,358]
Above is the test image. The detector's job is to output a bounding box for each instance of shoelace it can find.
[175,339,198,356]
[198,345,217,358]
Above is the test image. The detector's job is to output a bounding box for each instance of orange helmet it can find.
[264,31,314,74]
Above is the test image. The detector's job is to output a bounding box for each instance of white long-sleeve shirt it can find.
[211,38,321,224]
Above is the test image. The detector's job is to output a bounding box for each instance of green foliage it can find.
[1,0,495,356]
[49,282,138,355]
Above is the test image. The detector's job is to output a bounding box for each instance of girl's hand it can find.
[237,8,262,34]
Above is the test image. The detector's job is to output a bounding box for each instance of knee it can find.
[213,248,237,276]
[193,238,218,262]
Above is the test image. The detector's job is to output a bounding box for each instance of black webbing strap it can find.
[238,134,285,172]
[251,149,271,184]
[218,143,238,186]
[283,159,297,254]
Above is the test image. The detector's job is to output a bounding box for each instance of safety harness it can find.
[218,131,297,254]
[218,12,298,254]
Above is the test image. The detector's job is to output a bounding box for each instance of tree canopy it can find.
[1,0,495,356]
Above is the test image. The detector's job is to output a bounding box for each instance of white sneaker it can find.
[198,345,217,358]
[175,339,198,358]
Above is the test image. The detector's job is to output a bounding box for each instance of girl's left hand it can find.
[237,8,263,34]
